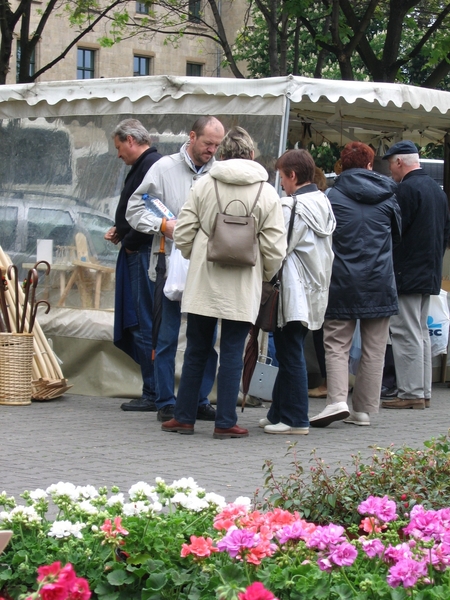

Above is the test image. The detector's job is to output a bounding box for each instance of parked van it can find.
[0,198,118,271]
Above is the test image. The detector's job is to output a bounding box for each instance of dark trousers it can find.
[268,321,309,428]
[174,314,250,428]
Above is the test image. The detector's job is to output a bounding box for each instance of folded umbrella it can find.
[240,324,260,412]
[152,234,167,362]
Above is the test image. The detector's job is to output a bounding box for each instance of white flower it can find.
[204,492,226,508]
[78,500,98,515]
[75,485,99,500]
[123,501,152,516]
[171,492,208,512]
[46,482,78,500]
[106,493,125,506]
[48,520,85,539]
[154,477,164,484]
[91,525,99,532]
[128,482,158,502]
[2,506,42,524]
[233,496,252,508]
[169,477,200,492]
[29,489,48,501]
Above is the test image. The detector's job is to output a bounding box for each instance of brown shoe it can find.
[381,398,425,410]
[161,418,194,434]
[425,398,430,408]
[213,425,249,439]
[308,387,328,398]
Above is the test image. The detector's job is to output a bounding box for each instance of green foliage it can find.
[255,432,450,525]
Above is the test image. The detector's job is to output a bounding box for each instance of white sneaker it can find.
[264,422,309,435]
[259,417,273,428]
[343,410,370,426]
[309,402,350,428]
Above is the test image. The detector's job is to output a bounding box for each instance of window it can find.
[77,48,95,79]
[188,0,201,23]
[134,55,151,76]
[136,2,149,14]
[186,62,202,77]
[16,41,36,82]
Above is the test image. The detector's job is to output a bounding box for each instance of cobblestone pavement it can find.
[1,384,449,502]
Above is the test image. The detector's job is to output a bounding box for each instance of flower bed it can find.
[2,476,450,599]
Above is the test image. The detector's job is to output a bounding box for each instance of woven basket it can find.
[0,333,34,405]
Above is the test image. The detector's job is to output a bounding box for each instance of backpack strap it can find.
[213,180,264,217]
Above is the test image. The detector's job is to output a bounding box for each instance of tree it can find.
[0,0,130,85]
[232,0,450,88]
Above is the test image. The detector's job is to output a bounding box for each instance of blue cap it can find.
[382,140,419,159]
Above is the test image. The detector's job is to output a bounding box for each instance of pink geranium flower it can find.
[360,517,386,534]
[100,516,129,538]
[307,524,346,551]
[387,557,428,588]
[358,496,398,523]
[328,542,358,567]
[360,537,385,559]
[238,582,278,600]
[180,536,217,558]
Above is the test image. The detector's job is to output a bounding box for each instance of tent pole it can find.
[275,95,291,195]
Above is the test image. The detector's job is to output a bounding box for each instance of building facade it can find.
[7,0,248,85]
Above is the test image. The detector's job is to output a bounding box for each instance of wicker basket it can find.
[0,333,34,405]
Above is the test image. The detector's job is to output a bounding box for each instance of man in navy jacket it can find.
[382,140,450,410]
[105,119,162,411]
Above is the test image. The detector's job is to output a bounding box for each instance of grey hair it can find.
[112,119,151,146]
[217,126,254,160]
[390,152,420,167]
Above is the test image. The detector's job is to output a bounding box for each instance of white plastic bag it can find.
[428,290,450,356]
[349,320,361,376]
[163,245,189,301]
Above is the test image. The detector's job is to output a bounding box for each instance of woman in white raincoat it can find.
[163,127,286,439]
[260,149,336,435]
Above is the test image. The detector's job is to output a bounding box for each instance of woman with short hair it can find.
[260,149,335,435]
[309,141,402,428]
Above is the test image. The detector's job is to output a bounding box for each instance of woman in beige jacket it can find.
[162,127,286,439]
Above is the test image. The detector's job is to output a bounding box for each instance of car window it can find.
[0,206,18,251]
[26,208,74,254]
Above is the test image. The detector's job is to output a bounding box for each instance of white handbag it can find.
[248,354,278,401]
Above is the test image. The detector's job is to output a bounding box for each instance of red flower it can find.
[37,562,62,582]
[39,582,68,600]
[238,582,278,600]
[67,577,91,600]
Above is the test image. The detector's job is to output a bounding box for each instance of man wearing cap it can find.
[382,140,450,410]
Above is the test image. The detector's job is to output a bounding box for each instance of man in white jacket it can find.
[126,116,225,423]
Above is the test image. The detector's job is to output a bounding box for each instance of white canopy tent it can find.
[1,74,449,396]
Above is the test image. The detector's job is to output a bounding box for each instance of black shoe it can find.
[121,397,157,412]
[196,403,216,421]
[380,386,398,399]
[157,404,175,422]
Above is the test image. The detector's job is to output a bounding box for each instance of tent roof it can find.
[1,74,449,145]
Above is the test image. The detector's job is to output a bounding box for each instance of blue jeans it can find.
[155,296,218,409]
[175,314,250,428]
[268,321,309,428]
[126,246,155,400]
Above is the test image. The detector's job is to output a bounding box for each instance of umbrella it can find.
[29,300,51,333]
[0,269,11,333]
[20,268,38,333]
[7,264,20,333]
[152,235,166,361]
[240,324,260,412]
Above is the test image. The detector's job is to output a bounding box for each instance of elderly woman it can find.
[260,149,335,435]
[162,126,286,439]
[310,141,401,428]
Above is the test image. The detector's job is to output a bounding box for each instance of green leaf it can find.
[106,569,134,586]
[144,573,167,592]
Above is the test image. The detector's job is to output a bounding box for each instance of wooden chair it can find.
[57,233,114,309]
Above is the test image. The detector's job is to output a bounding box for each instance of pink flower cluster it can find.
[358,498,450,587]
[25,562,90,600]
[180,496,450,591]
[238,582,278,600]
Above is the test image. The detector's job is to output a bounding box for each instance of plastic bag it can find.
[163,245,189,301]
[428,290,450,356]
[349,320,361,376]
